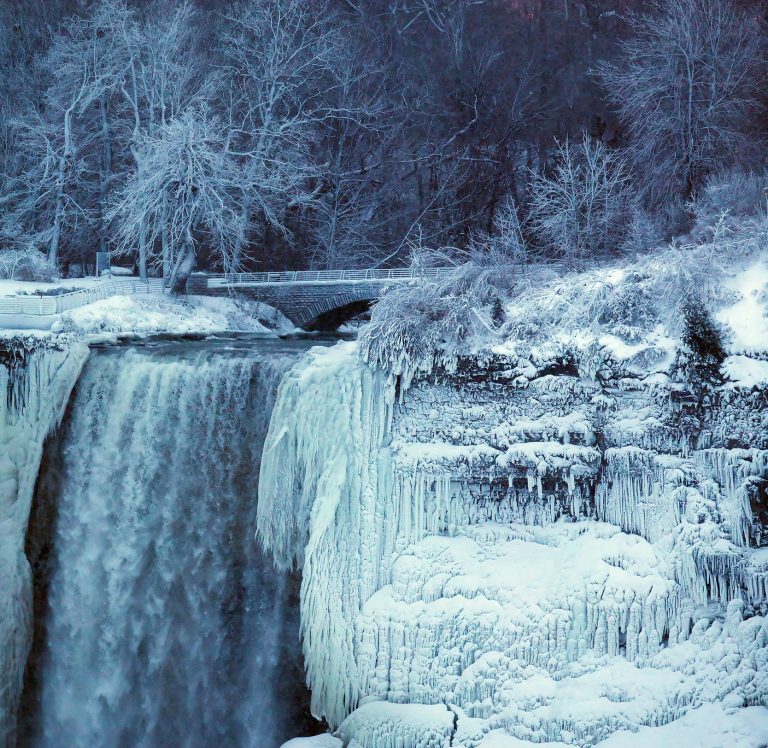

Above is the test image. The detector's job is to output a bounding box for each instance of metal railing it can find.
[0,279,165,317]
[205,267,451,286]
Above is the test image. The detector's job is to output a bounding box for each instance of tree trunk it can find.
[161,198,171,280]
[98,95,112,258]
[167,230,195,293]
[48,106,76,267]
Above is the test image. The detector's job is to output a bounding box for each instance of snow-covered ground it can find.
[0,277,105,296]
[717,257,768,356]
[489,247,768,392]
[58,294,293,336]
[0,273,294,337]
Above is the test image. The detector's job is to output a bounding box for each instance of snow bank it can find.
[0,277,105,296]
[60,293,290,335]
[724,355,768,388]
[717,258,768,356]
[337,702,455,748]
[595,702,768,748]
[281,736,342,748]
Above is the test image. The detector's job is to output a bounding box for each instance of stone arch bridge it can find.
[187,268,449,330]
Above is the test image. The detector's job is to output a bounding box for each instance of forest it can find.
[0,0,766,285]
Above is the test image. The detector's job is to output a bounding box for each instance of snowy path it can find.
[0,278,165,330]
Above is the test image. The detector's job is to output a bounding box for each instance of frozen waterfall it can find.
[18,340,318,748]
[258,341,768,748]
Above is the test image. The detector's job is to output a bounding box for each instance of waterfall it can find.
[19,340,316,748]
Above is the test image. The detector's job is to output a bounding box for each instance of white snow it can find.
[59,294,289,335]
[337,702,455,748]
[103,265,133,276]
[717,259,768,355]
[723,355,768,387]
[281,736,343,748]
[0,277,105,296]
[0,275,293,335]
[595,703,768,748]
[468,704,768,748]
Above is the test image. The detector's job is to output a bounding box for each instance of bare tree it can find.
[486,194,531,266]
[109,107,242,288]
[217,0,347,268]
[0,7,126,267]
[110,0,206,278]
[528,136,632,264]
[597,0,765,203]
[309,40,400,269]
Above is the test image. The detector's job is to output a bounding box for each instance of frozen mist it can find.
[17,340,322,748]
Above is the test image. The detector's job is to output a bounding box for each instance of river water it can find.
[19,335,336,748]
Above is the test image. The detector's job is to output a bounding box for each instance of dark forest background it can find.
[1,0,766,282]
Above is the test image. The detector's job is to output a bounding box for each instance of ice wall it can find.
[259,342,395,728]
[0,339,88,748]
[259,343,768,747]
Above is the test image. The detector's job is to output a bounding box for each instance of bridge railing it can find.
[0,279,165,317]
[205,267,450,286]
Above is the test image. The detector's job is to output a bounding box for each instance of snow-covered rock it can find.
[281,736,343,748]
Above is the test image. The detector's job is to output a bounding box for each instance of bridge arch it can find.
[295,291,379,330]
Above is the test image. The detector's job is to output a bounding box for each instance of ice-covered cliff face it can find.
[0,340,88,748]
[259,343,768,748]
[18,341,315,748]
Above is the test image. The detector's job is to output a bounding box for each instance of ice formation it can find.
[0,339,88,747]
[258,340,768,747]
[258,342,396,727]
[336,702,455,748]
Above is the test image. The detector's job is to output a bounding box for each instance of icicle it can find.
[258,343,396,728]
[693,449,768,547]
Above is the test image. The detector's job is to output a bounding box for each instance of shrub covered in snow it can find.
[359,248,523,379]
[695,169,767,221]
[0,248,57,282]
[620,199,691,256]
[359,276,479,380]
[484,195,533,266]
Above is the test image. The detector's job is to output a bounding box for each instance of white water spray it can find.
[22,341,310,748]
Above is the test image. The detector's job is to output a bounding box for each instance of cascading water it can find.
[18,338,324,748]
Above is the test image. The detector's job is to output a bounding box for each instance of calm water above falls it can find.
[19,336,332,748]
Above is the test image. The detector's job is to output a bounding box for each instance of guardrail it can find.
[205,267,451,285]
[0,279,165,317]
